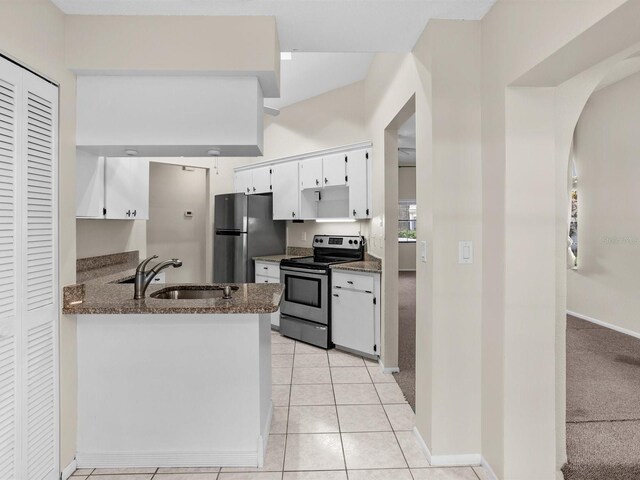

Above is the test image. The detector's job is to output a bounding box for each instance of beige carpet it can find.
[393,271,416,411]
[563,315,640,480]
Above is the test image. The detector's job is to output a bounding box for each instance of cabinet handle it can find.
[324,177,328,184]
[253,187,256,192]
[132,210,137,217]
[246,187,250,193]
[333,293,339,297]
[292,211,296,218]
[335,285,342,289]
[315,179,319,186]
[263,266,268,270]
[347,281,354,285]
[126,210,131,217]
[353,209,357,217]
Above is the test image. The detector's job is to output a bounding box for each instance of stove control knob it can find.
[348,240,353,245]
[319,239,324,243]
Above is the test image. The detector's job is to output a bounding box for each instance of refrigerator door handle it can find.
[215,230,244,236]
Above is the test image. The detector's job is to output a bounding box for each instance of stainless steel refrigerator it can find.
[213,193,286,283]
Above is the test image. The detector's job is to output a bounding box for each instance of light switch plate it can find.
[458,241,473,264]
[420,241,427,263]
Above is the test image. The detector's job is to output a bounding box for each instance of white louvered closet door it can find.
[0,56,58,480]
[0,57,21,480]
[19,69,58,480]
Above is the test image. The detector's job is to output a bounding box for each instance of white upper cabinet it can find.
[251,166,272,194]
[235,167,271,195]
[299,158,323,190]
[234,170,252,195]
[104,157,149,220]
[233,143,371,221]
[272,161,300,220]
[347,148,370,219]
[76,154,149,220]
[322,152,347,187]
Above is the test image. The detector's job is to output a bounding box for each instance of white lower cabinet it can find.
[331,270,380,356]
[255,261,281,328]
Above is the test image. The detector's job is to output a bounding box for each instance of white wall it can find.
[567,71,640,336]
[147,163,208,283]
[76,220,146,259]
[399,243,416,271]
[398,166,416,201]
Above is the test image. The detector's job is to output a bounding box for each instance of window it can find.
[399,201,416,242]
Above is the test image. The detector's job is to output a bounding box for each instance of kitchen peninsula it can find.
[64,252,283,469]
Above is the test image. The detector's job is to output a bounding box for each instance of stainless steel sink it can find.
[150,285,238,300]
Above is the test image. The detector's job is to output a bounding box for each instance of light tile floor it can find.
[71,330,491,480]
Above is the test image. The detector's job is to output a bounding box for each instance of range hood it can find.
[76,75,264,157]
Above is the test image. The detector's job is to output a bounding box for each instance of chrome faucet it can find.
[134,255,183,300]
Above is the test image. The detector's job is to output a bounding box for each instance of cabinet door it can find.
[299,158,322,190]
[75,150,104,218]
[331,289,376,355]
[129,159,149,220]
[252,166,272,194]
[234,170,252,195]
[272,162,300,220]
[323,152,347,187]
[104,158,148,220]
[0,59,19,480]
[347,149,370,219]
[104,157,134,219]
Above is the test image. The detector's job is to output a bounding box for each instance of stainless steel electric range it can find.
[279,235,365,348]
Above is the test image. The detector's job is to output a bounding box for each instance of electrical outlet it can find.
[301,231,307,242]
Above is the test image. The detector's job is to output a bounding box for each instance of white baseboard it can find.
[412,426,432,464]
[481,456,499,480]
[257,401,273,468]
[432,453,482,467]
[378,358,399,374]
[567,310,640,340]
[61,459,77,480]
[76,450,258,469]
[412,426,482,468]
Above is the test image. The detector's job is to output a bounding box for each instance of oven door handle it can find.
[280,266,328,275]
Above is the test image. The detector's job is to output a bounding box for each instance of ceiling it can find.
[265,53,374,109]
[52,0,496,110]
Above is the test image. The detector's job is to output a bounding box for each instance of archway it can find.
[502,35,640,479]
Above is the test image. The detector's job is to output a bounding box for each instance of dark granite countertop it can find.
[331,255,382,274]
[65,251,284,315]
[63,282,284,315]
[253,254,305,263]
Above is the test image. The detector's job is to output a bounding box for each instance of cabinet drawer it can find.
[332,271,374,292]
[255,274,280,284]
[255,262,280,278]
